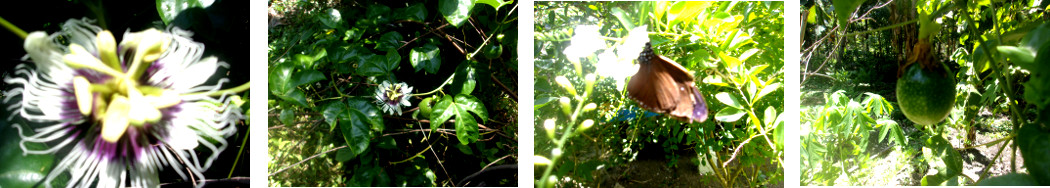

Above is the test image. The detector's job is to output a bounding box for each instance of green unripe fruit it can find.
[896,64,955,125]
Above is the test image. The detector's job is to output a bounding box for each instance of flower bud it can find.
[584,74,596,97]
[580,119,594,131]
[582,103,597,113]
[555,76,577,97]
[534,155,552,166]
[559,97,572,116]
[544,119,556,139]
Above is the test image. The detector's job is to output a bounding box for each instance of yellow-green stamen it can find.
[101,94,130,143]
[73,76,92,116]
[66,29,183,143]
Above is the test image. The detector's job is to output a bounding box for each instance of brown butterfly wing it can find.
[627,42,708,123]
[627,58,682,113]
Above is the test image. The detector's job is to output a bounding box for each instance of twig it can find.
[491,73,518,100]
[268,145,348,177]
[723,132,770,167]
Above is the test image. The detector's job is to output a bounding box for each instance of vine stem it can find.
[0,16,26,39]
[411,73,455,96]
[228,125,249,178]
[184,82,251,97]
[389,144,433,165]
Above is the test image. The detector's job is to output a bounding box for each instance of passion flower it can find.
[3,18,246,188]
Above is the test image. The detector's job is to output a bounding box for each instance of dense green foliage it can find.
[802,0,1050,185]
[267,0,517,186]
[535,2,784,187]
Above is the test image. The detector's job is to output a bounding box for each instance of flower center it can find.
[60,29,181,143]
[384,84,403,104]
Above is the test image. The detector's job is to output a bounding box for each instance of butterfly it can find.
[626,42,709,123]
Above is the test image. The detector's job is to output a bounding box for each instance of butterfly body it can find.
[627,42,708,123]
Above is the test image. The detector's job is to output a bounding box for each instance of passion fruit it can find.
[896,63,955,125]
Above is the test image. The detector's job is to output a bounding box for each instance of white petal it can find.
[168,56,218,91]
[167,125,200,150]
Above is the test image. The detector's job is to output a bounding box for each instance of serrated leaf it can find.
[455,94,488,123]
[439,0,475,27]
[454,104,479,144]
[431,95,455,131]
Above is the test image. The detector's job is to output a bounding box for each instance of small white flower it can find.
[562,25,604,60]
[4,18,244,188]
[374,81,412,115]
[596,26,648,91]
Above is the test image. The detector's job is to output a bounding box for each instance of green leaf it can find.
[156,0,204,25]
[998,46,1036,65]
[340,109,373,158]
[357,55,391,76]
[323,102,347,131]
[714,107,747,122]
[534,96,557,110]
[831,0,865,27]
[924,135,963,177]
[384,50,401,71]
[335,148,354,162]
[410,44,442,74]
[453,103,479,144]
[375,32,403,51]
[277,89,309,108]
[377,136,398,149]
[398,3,428,22]
[921,174,944,186]
[439,0,475,27]
[292,69,327,86]
[452,61,477,94]
[475,0,508,11]
[269,63,312,107]
[754,83,781,103]
[428,95,481,144]
[268,63,295,95]
[431,95,455,131]
[319,8,344,29]
[455,94,488,123]
[977,173,1039,186]
[347,98,385,132]
[279,108,295,126]
[0,129,57,187]
[715,92,743,109]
